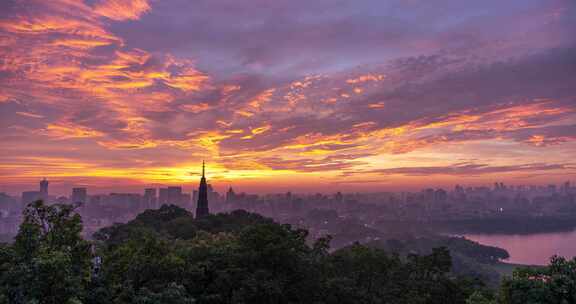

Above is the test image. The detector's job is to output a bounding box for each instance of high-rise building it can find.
[226,187,236,203]
[334,192,343,203]
[167,187,183,205]
[434,188,448,202]
[192,190,198,204]
[71,187,87,204]
[158,186,189,208]
[207,184,219,204]
[159,188,169,206]
[181,193,191,210]
[108,193,141,212]
[196,161,209,218]
[39,178,49,201]
[143,188,157,209]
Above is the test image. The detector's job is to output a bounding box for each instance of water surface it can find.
[464,230,576,266]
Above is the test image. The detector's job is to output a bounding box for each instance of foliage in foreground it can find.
[1,202,575,304]
[499,256,576,304]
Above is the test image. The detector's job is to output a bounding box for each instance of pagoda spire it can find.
[196,161,209,218]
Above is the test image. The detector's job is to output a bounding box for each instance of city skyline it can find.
[1,0,575,193]
[3,174,573,239]
[4,176,574,198]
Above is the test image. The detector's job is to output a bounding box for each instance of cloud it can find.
[369,162,573,177]
[15,111,44,119]
[508,125,576,147]
[0,0,208,147]
[220,156,365,173]
[94,0,151,21]
[1,0,575,189]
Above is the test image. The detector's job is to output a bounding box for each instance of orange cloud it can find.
[248,89,275,110]
[162,68,209,91]
[241,124,272,139]
[43,123,104,139]
[180,103,212,113]
[93,0,151,21]
[346,74,386,84]
[49,38,114,49]
[524,134,571,147]
[368,102,385,109]
[98,139,158,150]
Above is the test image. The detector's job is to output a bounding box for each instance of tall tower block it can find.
[196,161,210,218]
[39,178,49,201]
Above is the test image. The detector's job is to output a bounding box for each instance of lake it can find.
[464,230,576,266]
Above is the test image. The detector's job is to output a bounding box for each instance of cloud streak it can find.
[1,0,575,191]
[94,0,151,21]
[368,162,574,177]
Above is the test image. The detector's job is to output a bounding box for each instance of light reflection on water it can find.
[464,230,576,266]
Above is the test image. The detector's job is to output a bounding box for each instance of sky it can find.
[0,0,575,195]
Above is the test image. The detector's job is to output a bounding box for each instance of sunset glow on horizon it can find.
[1,0,575,195]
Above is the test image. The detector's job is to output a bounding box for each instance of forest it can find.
[1,201,575,304]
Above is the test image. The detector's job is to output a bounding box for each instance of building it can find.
[21,178,50,205]
[39,178,49,201]
[434,189,448,203]
[226,187,236,203]
[196,161,209,218]
[143,188,157,210]
[181,193,191,210]
[167,187,183,205]
[158,186,189,208]
[158,188,169,206]
[71,187,88,204]
[207,184,219,204]
[108,193,141,212]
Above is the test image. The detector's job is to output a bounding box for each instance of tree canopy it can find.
[3,201,574,304]
[499,256,576,304]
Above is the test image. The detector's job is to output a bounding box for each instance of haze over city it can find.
[1,0,575,195]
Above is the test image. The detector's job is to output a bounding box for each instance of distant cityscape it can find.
[1,168,575,244]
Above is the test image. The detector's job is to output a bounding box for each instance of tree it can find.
[2,204,492,304]
[0,200,92,304]
[324,244,472,304]
[466,291,496,304]
[499,255,576,304]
